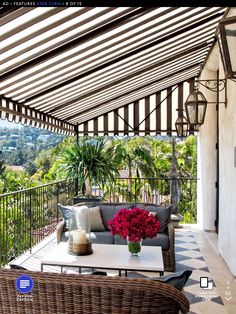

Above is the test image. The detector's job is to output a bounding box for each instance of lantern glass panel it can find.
[225,22,236,72]
[175,116,189,137]
[185,91,207,126]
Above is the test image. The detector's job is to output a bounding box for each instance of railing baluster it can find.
[0,179,74,267]
[29,188,32,254]
[0,177,196,266]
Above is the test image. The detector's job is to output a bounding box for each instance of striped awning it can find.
[0,6,227,135]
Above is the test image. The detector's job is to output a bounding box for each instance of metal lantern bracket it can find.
[195,79,227,108]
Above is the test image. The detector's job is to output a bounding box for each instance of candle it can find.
[73,230,86,243]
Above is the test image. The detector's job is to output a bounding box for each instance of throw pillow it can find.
[70,205,90,230]
[58,204,88,230]
[88,207,105,232]
[155,206,172,233]
[151,270,192,291]
[99,204,117,230]
[10,264,27,270]
[58,204,74,229]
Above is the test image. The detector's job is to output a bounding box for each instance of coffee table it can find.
[41,243,164,276]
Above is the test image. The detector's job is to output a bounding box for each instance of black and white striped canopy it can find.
[0,6,227,135]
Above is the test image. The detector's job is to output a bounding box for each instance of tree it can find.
[109,137,156,177]
[57,137,120,196]
[0,150,6,193]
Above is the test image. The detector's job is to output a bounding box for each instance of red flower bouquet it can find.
[108,207,160,242]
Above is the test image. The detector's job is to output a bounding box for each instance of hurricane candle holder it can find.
[68,207,93,255]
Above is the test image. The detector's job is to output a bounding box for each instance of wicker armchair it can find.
[0,269,189,314]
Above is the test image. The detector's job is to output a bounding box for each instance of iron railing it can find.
[91,177,197,205]
[103,177,197,223]
[0,176,197,267]
[0,180,74,267]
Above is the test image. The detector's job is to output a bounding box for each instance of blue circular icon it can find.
[16,275,34,293]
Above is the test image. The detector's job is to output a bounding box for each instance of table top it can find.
[41,243,164,272]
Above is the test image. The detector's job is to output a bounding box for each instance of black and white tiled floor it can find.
[125,227,228,313]
[174,228,227,313]
[10,227,231,313]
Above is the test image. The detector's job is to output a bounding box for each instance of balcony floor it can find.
[7,225,236,314]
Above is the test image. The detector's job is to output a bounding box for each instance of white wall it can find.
[218,67,236,276]
[198,8,236,275]
[197,64,218,231]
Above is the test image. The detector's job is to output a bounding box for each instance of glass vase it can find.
[127,237,142,256]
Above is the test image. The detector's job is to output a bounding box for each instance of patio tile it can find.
[7,224,235,313]
[175,236,197,243]
[175,242,199,250]
[176,254,192,262]
[176,250,203,259]
[175,246,189,253]
[185,277,199,287]
[179,258,207,270]
[190,300,228,314]
[190,269,213,280]
[211,296,225,305]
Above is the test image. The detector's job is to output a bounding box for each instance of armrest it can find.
[166,220,175,242]
[163,220,176,272]
[56,219,66,244]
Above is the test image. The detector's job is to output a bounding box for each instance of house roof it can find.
[0,6,226,135]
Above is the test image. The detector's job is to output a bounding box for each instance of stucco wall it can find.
[198,8,236,275]
[197,67,217,231]
[218,70,236,276]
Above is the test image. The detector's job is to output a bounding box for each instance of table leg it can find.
[118,270,121,277]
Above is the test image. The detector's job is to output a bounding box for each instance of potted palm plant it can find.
[58,138,119,202]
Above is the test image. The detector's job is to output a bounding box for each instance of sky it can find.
[0,119,22,129]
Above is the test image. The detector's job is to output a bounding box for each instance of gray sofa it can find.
[56,202,176,272]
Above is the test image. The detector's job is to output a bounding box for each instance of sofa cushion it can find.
[114,233,170,250]
[91,232,114,244]
[151,270,192,291]
[142,234,170,250]
[88,207,105,232]
[115,203,134,211]
[114,235,127,245]
[99,204,133,230]
[135,203,161,211]
[155,206,172,233]
[99,204,117,230]
[134,204,171,233]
